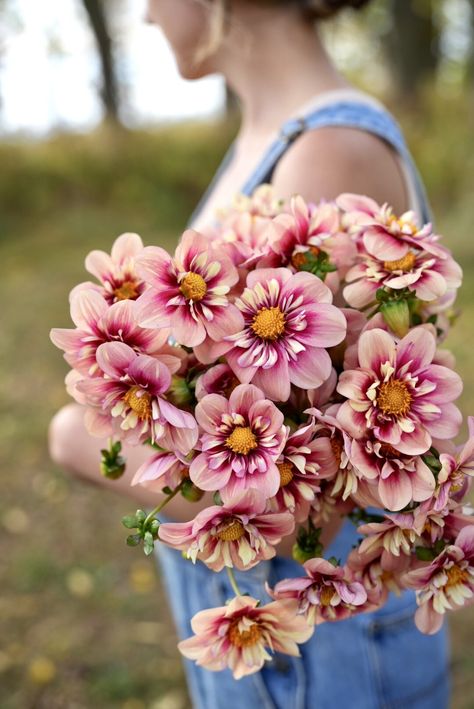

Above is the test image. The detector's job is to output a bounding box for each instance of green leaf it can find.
[415,546,437,561]
[143,531,155,556]
[126,534,142,547]
[122,515,139,529]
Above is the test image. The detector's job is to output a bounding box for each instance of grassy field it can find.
[1,96,473,708]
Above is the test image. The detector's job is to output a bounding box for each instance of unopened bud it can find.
[180,478,205,502]
[380,299,410,338]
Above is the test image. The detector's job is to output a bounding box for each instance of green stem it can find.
[144,481,185,528]
[226,567,242,597]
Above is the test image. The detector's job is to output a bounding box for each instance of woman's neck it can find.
[219,12,349,141]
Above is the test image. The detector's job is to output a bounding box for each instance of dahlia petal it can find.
[424,403,462,439]
[363,227,409,261]
[414,604,444,635]
[397,327,436,373]
[96,341,136,378]
[289,346,332,390]
[171,309,206,347]
[85,250,114,281]
[417,365,463,403]
[204,305,244,341]
[195,394,228,434]
[343,280,379,309]
[190,453,231,491]
[285,271,333,304]
[157,397,197,429]
[111,232,144,262]
[378,470,413,511]
[70,289,108,331]
[136,288,171,329]
[251,359,290,402]
[358,328,396,373]
[127,355,171,393]
[411,460,436,502]
[229,384,264,417]
[136,245,172,284]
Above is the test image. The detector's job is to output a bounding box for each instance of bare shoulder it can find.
[271,126,409,213]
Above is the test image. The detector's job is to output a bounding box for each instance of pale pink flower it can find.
[50,290,181,377]
[337,194,445,260]
[178,595,313,679]
[267,422,323,523]
[343,246,462,308]
[346,545,405,608]
[357,515,420,570]
[190,384,286,500]
[337,327,463,455]
[350,436,436,511]
[131,450,189,493]
[403,526,474,634]
[269,558,367,624]
[225,268,347,401]
[136,230,243,354]
[78,341,197,452]
[158,489,294,571]
[71,232,146,304]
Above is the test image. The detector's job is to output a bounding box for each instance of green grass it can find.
[0,100,473,708]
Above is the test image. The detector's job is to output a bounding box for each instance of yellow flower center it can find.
[225,426,258,455]
[320,586,335,606]
[377,379,412,417]
[113,279,140,300]
[217,519,245,542]
[445,565,469,588]
[278,462,294,487]
[180,272,207,301]
[123,386,152,420]
[228,620,262,648]
[383,252,417,273]
[251,306,286,341]
[291,245,320,270]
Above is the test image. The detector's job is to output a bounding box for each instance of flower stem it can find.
[226,567,243,597]
[144,481,185,528]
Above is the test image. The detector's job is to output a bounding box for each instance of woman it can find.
[49,1,450,707]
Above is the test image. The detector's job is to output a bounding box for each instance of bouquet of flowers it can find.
[51,186,474,679]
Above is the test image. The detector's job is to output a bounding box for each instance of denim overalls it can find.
[156,97,450,709]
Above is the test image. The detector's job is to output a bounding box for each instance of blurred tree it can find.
[387,0,441,98]
[80,0,120,123]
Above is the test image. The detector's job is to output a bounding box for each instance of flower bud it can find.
[180,478,205,502]
[380,299,410,338]
[169,376,194,406]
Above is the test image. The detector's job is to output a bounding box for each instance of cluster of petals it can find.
[136,230,243,358]
[403,526,474,634]
[71,232,146,304]
[226,268,347,401]
[267,422,324,522]
[190,384,286,500]
[78,341,197,452]
[159,489,294,571]
[337,327,463,456]
[50,289,181,378]
[131,450,189,494]
[178,595,313,679]
[269,557,367,624]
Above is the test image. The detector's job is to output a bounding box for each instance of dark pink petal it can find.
[128,355,171,393]
[158,397,197,429]
[417,365,463,403]
[363,226,409,261]
[397,327,436,373]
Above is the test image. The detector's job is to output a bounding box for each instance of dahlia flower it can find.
[158,489,294,571]
[337,327,463,455]
[136,229,243,353]
[78,341,197,452]
[178,595,313,679]
[270,557,367,624]
[190,384,286,500]
[131,451,189,493]
[403,526,474,634]
[350,435,436,511]
[225,268,347,401]
[194,363,240,401]
[51,290,182,378]
[70,232,146,304]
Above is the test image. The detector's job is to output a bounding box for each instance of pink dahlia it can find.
[337,327,463,455]
[71,232,146,304]
[343,246,462,309]
[403,526,474,634]
[268,422,323,523]
[131,451,189,493]
[136,229,243,353]
[225,268,347,401]
[194,363,241,401]
[270,558,367,624]
[337,194,445,261]
[178,595,313,679]
[50,290,181,377]
[357,515,420,570]
[262,196,356,273]
[158,489,294,571]
[190,384,286,500]
[78,341,197,452]
[350,435,436,511]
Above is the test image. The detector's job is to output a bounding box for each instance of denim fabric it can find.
[159,99,450,708]
[156,527,450,709]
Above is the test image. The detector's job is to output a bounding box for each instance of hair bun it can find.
[301,0,372,20]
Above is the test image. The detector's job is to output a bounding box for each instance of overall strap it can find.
[241,100,433,225]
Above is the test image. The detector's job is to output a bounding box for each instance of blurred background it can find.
[0,0,473,707]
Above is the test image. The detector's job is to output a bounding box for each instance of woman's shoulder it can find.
[272,94,409,213]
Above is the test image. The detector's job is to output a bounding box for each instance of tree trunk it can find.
[388,0,440,99]
[81,0,120,123]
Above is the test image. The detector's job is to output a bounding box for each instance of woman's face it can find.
[146,0,215,79]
